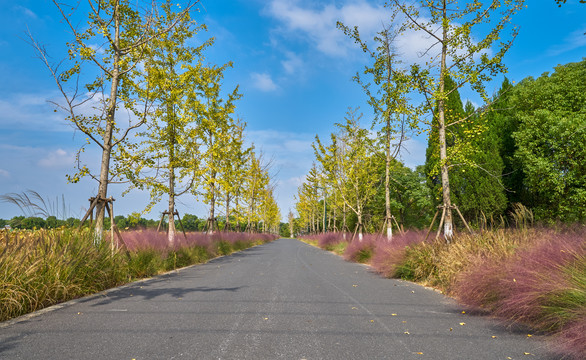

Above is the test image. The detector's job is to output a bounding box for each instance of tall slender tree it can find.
[30,0,198,242]
[338,20,418,240]
[389,0,524,240]
[115,2,208,245]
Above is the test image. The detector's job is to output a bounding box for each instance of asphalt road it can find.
[0,238,557,360]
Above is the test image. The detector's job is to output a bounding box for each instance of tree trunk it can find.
[385,115,393,241]
[224,194,231,231]
[168,179,176,246]
[208,173,216,234]
[94,1,120,243]
[357,212,363,242]
[342,202,347,240]
[438,1,454,241]
[167,77,177,246]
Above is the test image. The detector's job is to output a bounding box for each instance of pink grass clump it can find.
[553,315,586,360]
[343,234,381,263]
[454,229,585,360]
[121,230,276,253]
[317,232,346,248]
[370,230,427,278]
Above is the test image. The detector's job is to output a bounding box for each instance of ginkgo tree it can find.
[389,0,525,240]
[216,119,250,231]
[338,19,419,241]
[115,2,209,245]
[30,0,198,242]
[241,149,273,233]
[196,66,241,234]
[314,108,379,241]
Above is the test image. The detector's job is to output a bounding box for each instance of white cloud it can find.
[0,92,69,132]
[15,6,38,19]
[38,149,76,169]
[281,51,304,74]
[251,72,279,92]
[266,0,495,72]
[547,27,586,56]
[245,129,316,218]
[266,0,391,57]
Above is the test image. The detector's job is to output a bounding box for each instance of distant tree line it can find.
[1,214,294,235]
[296,58,586,236]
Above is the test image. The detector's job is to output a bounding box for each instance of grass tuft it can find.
[0,228,276,322]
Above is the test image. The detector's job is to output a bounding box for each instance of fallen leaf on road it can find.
[391,313,397,316]
[264,317,268,320]
[411,291,415,293]
[352,284,358,287]
[404,331,410,335]
[351,307,357,310]
[524,352,534,356]
[492,336,497,339]
[461,311,466,314]
[416,352,423,355]
[527,334,533,337]
[402,321,407,323]
[449,328,453,331]
[459,322,466,326]
[370,320,374,323]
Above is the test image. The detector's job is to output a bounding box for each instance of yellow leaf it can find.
[527,334,533,337]
[460,322,466,326]
[492,336,497,339]
[404,331,410,335]
[461,311,466,314]
[352,284,358,287]
[264,317,268,320]
[391,313,397,316]
[416,352,424,355]
[370,320,374,323]
[524,352,533,355]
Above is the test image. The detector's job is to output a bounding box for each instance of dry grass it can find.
[0,228,277,322]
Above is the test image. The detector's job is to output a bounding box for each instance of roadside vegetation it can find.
[300,224,585,360]
[0,227,276,322]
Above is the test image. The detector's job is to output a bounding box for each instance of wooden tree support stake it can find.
[157,210,187,239]
[425,203,474,241]
[78,196,124,248]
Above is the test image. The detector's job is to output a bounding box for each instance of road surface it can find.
[0,238,556,359]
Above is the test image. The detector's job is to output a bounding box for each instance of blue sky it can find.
[0,0,585,221]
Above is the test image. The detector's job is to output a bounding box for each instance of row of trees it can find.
[295,1,585,240]
[1,213,284,233]
[29,0,280,243]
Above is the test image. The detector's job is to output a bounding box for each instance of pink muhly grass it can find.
[343,234,381,263]
[493,232,585,330]
[454,229,585,359]
[121,230,276,252]
[370,230,427,278]
[122,229,169,252]
[317,232,346,248]
[553,315,586,360]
